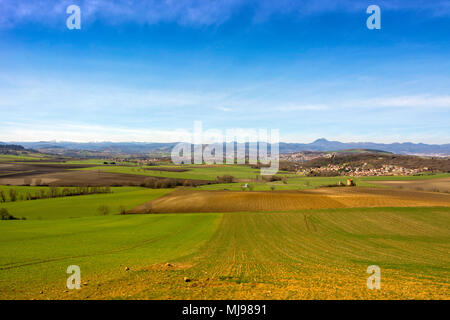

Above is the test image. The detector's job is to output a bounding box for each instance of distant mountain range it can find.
[278,138,450,156]
[3,139,450,156]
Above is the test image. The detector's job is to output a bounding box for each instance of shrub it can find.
[321,183,342,188]
[0,208,17,220]
[183,180,191,187]
[97,205,110,216]
[216,175,235,183]
[262,175,281,182]
[159,179,174,188]
[118,205,127,215]
[0,191,5,203]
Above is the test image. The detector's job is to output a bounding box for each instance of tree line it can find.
[0,186,111,203]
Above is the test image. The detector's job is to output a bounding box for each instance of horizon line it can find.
[2,139,449,146]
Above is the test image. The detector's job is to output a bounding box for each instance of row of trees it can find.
[140,178,202,188]
[0,186,112,203]
[0,189,19,202]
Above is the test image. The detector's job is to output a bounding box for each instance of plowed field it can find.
[130,188,450,214]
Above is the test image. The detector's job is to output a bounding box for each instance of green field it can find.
[0,168,449,299]
[0,213,220,299]
[75,164,292,180]
[75,163,450,183]
[0,187,172,220]
[0,154,50,162]
[0,207,448,299]
[195,176,378,191]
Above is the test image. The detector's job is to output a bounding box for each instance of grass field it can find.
[0,154,50,162]
[0,187,172,219]
[0,207,448,299]
[0,213,220,299]
[75,164,292,180]
[76,164,450,183]
[0,165,449,300]
[195,176,378,191]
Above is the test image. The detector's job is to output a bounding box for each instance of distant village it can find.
[280,151,331,162]
[296,163,429,177]
[280,151,444,177]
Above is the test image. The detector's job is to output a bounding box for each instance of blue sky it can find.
[0,0,449,143]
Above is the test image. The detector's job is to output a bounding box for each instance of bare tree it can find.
[9,189,17,202]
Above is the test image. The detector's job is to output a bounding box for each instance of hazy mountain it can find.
[10,139,450,156]
[278,139,450,156]
[14,141,178,155]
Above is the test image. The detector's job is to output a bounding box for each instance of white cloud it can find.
[276,104,329,111]
[0,74,227,111]
[1,0,449,28]
[361,95,450,108]
[1,73,449,144]
[2,120,447,144]
[216,106,232,112]
[0,122,190,143]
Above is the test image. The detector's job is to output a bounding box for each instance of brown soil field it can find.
[0,162,92,178]
[0,163,211,187]
[370,177,450,193]
[312,187,450,207]
[130,187,450,214]
[0,162,147,186]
